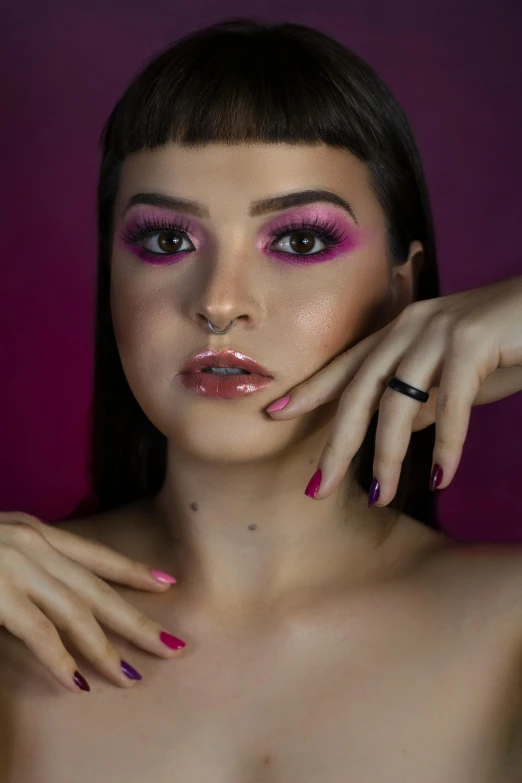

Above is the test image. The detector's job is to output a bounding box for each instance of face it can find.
[110,143,418,463]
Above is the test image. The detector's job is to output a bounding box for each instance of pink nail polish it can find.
[266,395,291,413]
[304,469,322,499]
[150,570,177,584]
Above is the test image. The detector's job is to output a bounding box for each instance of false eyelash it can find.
[269,215,347,248]
[120,215,192,246]
[119,213,347,254]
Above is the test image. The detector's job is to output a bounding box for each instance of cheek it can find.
[110,281,170,377]
[291,258,392,364]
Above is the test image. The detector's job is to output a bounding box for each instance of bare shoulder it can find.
[430,543,522,783]
[430,537,522,639]
[50,497,155,556]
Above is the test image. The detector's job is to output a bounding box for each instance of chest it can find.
[3,588,520,783]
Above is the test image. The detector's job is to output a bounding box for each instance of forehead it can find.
[115,142,378,223]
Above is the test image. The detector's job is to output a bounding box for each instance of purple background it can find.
[1,2,521,541]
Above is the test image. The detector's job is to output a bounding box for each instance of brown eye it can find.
[272,230,326,256]
[144,230,190,255]
[157,231,183,253]
[289,231,317,254]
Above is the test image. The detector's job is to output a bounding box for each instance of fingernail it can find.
[430,463,443,491]
[304,468,322,499]
[73,670,90,692]
[160,631,186,650]
[266,395,291,413]
[120,660,142,681]
[368,477,380,507]
[150,569,177,584]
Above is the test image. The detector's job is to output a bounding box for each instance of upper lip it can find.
[181,349,273,377]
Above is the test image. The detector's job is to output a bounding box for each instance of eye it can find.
[267,217,347,258]
[270,229,327,255]
[143,230,192,255]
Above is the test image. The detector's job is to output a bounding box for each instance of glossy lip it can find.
[180,349,273,377]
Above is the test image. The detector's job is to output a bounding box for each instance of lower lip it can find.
[180,371,273,398]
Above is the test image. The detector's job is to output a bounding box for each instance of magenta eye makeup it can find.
[119,213,196,265]
[119,205,361,266]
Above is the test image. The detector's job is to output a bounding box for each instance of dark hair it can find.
[90,17,443,532]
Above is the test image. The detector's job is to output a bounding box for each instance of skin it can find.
[110,141,443,619]
[2,143,522,781]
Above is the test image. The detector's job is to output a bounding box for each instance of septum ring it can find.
[386,375,429,403]
[207,318,235,335]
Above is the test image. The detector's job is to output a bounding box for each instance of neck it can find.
[145,427,414,618]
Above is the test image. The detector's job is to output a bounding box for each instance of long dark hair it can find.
[90,17,443,531]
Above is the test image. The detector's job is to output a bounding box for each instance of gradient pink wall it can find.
[1,2,521,542]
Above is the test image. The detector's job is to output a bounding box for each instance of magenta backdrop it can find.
[1,2,521,541]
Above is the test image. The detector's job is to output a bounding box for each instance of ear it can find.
[390,240,424,314]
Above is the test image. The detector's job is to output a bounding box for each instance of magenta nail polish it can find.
[304,468,322,499]
[430,463,443,491]
[160,631,186,650]
[368,477,380,507]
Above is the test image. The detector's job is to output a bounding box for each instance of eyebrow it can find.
[122,188,359,225]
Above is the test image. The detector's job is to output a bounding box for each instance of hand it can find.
[0,511,184,694]
[266,274,522,505]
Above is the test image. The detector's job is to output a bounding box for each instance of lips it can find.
[180,349,273,377]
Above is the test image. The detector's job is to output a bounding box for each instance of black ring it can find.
[386,375,429,403]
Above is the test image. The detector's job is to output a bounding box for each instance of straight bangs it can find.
[100,20,386,159]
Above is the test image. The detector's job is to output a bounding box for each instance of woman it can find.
[1,16,522,782]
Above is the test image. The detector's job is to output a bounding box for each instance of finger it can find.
[0,515,174,592]
[22,538,187,661]
[431,345,482,490]
[308,368,388,499]
[305,315,428,499]
[411,387,438,432]
[370,335,443,506]
[266,325,392,417]
[0,545,144,692]
[411,366,522,434]
[0,582,94,695]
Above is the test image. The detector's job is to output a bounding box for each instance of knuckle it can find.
[90,572,115,597]
[322,442,337,460]
[451,318,481,348]
[135,611,154,632]
[427,309,453,334]
[398,300,423,321]
[30,612,58,640]
[435,429,460,451]
[380,387,407,415]
[373,448,401,470]
[63,595,94,626]
[0,522,45,549]
[437,390,452,417]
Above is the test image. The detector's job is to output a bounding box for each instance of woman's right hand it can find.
[0,511,185,694]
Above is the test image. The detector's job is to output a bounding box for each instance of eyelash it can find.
[119,214,347,262]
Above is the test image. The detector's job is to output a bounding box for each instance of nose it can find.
[192,251,264,332]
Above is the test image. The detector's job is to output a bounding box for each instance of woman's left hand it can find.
[266,274,522,505]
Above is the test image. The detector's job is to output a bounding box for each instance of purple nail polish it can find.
[304,468,322,499]
[121,660,142,680]
[368,477,380,507]
[430,463,443,491]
